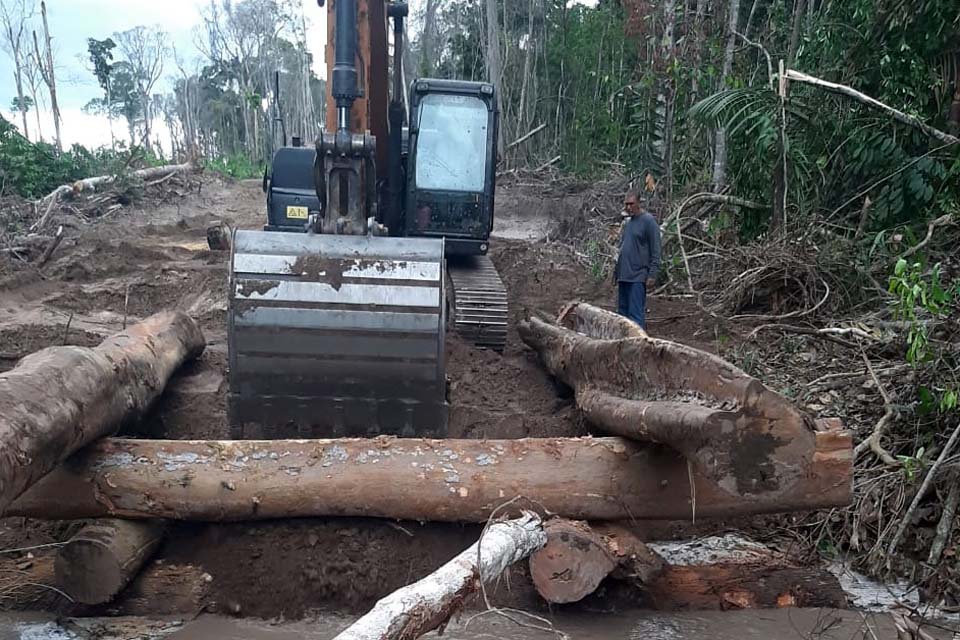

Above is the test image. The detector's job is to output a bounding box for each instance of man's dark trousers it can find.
[617,281,647,329]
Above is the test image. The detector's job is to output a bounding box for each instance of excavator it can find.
[226,0,507,439]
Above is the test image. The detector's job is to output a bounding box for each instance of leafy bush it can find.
[0,115,163,200]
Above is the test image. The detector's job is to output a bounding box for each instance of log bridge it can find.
[0,303,853,620]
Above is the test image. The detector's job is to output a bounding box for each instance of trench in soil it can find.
[0,177,766,621]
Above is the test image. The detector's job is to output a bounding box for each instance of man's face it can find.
[624,195,640,216]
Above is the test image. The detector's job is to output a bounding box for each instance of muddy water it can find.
[0,609,943,640]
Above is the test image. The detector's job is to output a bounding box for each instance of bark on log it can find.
[9,435,851,522]
[518,302,851,503]
[55,519,167,604]
[333,514,546,640]
[529,520,663,603]
[646,535,847,610]
[0,311,205,514]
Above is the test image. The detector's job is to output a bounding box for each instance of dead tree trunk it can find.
[334,514,545,640]
[712,0,742,190]
[55,519,167,604]
[530,520,663,603]
[0,311,205,514]
[33,1,61,153]
[10,434,851,522]
[518,302,851,502]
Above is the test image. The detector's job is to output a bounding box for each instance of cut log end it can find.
[530,521,617,604]
[530,520,663,604]
[55,519,166,605]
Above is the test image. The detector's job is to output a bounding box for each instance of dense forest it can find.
[2,0,957,230]
[2,0,960,599]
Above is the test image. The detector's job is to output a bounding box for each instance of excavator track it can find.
[447,255,508,351]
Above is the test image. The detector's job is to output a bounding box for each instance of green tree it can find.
[9,94,32,117]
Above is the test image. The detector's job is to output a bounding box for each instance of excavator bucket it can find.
[227,230,447,439]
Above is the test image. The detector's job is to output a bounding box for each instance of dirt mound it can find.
[0,324,104,373]
[446,334,582,438]
[492,239,613,332]
[45,239,190,283]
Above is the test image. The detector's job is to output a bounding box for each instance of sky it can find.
[1,0,592,150]
[0,0,328,148]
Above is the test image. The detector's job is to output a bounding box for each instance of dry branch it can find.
[886,421,960,561]
[661,192,767,248]
[506,123,547,150]
[8,435,851,522]
[898,213,954,260]
[518,302,852,502]
[0,311,205,514]
[36,224,63,266]
[784,70,960,146]
[333,514,546,640]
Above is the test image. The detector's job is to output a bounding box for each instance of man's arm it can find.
[646,216,662,286]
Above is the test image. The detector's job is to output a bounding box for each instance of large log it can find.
[334,514,546,640]
[55,519,167,604]
[518,302,850,501]
[9,435,851,522]
[0,311,205,514]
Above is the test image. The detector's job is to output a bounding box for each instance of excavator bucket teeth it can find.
[228,230,448,439]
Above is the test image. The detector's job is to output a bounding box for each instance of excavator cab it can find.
[406,80,507,349]
[405,79,498,256]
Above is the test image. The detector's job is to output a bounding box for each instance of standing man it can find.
[614,190,661,329]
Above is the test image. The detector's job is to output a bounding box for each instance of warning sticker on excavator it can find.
[286,206,308,220]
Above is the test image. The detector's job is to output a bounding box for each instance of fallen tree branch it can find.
[333,514,546,640]
[927,475,960,566]
[36,225,63,267]
[853,352,899,467]
[535,155,561,172]
[785,69,960,145]
[747,322,871,349]
[898,213,954,260]
[506,123,547,150]
[30,163,193,232]
[0,311,205,513]
[886,421,960,561]
[661,192,767,245]
[646,534,847,610]
[728,278,830,321]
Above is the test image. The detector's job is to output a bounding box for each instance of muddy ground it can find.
[0,175,755,619]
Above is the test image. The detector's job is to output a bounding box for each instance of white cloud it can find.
[10,106,174,156]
